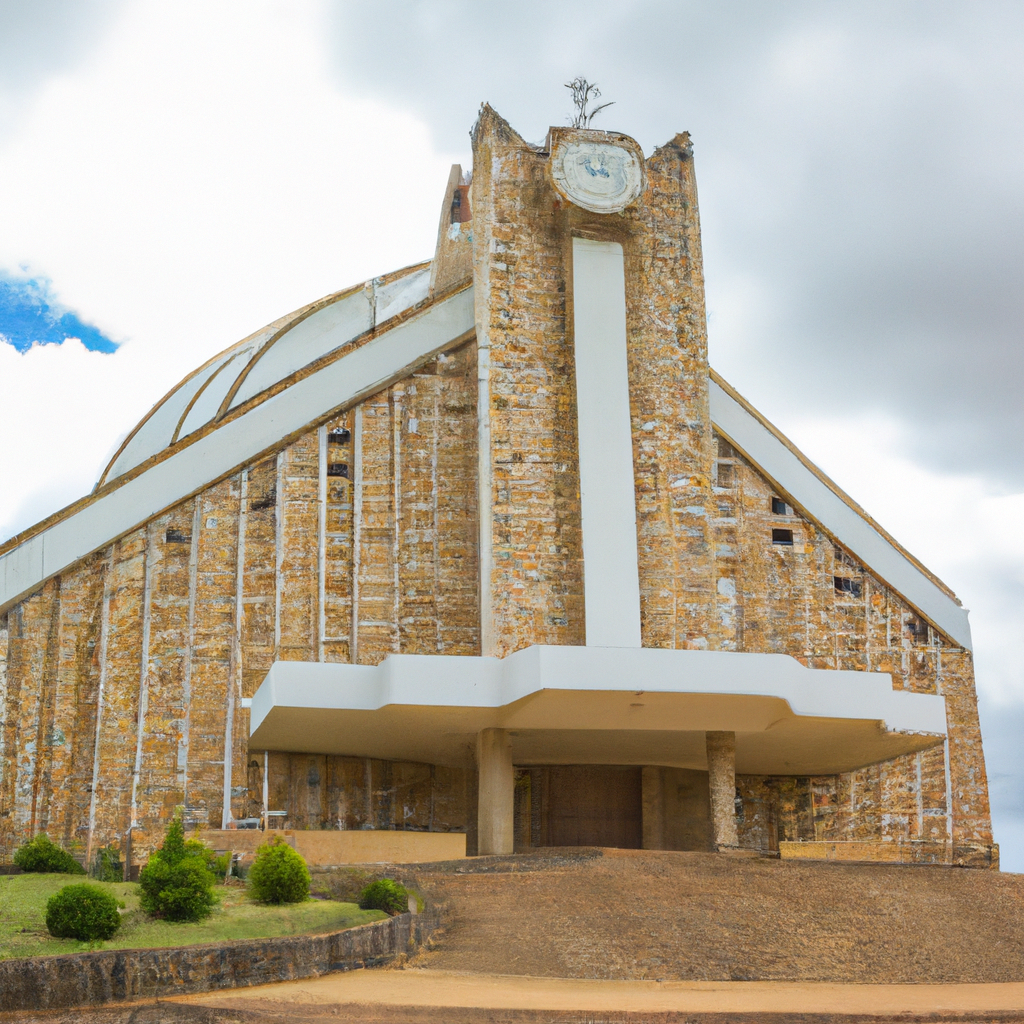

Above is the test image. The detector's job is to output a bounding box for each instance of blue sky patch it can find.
[0,273,118,353]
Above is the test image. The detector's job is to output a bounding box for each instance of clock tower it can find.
[469,105,718,661]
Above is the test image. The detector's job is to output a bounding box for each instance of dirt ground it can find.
[12,850,1024,1023]
[392,849,1024,983]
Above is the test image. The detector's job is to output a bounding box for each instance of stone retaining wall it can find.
[0,910,437,1014]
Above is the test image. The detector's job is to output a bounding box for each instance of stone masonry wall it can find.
[0,112,994,867]
[713,433,992,861]
[0,341,479,863]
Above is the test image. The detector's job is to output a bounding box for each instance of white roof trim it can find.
[0,286,476,615]
[709,378,972,650]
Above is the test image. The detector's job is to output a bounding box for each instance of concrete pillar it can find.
[476,728,514,855]
[641,766,664,850]
[706,731,739,850]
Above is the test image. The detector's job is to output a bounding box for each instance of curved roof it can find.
[99,263,432,486]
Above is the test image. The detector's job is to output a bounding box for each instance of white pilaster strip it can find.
[180,499,202,810]
[129,524,156,829]
[571,238,642,647]
[351,406,363,666]
[223,469,247,829]
[85,545,115,866]
[317,426,327,662]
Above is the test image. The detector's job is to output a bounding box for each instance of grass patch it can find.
[0,873,386,960]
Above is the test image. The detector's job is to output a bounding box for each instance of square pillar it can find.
[641,766,665,850]
[706,730,739,850]
[476,728,514,855]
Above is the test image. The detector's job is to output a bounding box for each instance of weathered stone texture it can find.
[323,411,356,662]
[712,431,992,858]
[471,113,718,657]
[0,333,479,859]
[0,614,7,855]
[278,434,318,662]
[0,580,59,857]
[471,109,585,656]
[0,116,993,868]
[40,556,106,847]
[0,910,438,1013]
[183,478,240,830]
[89,533,147,859]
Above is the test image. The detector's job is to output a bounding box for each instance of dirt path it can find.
[183,969,1024,1018]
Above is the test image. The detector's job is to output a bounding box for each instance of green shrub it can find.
[45,883,121,941]
[91,844,123,882]
[358,878,410,916]
[138,817,217,922]
[182,836,231,881]
[247,837,310,904]
[13,833,85,875]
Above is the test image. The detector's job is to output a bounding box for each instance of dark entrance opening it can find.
[518,765,643,850]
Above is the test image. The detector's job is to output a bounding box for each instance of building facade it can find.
[0,108,996,868]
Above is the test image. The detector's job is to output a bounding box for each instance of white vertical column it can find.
[130,523,156,830]
[571,238,642,647]
[317,426,327,663]
[222,469,248,829]
[350,406,363,666]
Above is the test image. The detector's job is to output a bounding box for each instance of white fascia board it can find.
[250,645,947,740]
[375,267,431,324]
[231,268,432,413]
[0,286,476,616]
[709,380,972,650]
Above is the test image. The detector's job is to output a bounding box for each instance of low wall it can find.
[779,840,1000,869]
[200,828,466,865]
[0,910,437,1014]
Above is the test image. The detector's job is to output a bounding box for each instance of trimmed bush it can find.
[247,837,310,904]
[13,833,85,875]
[359,878,410,916]
[45,883,121,941]
[139,817,217,922]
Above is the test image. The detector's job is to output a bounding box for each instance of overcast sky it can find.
[0,1,1021,867]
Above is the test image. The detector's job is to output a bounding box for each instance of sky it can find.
[0,1,1021,866]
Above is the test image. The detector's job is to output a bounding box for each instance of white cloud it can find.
[0,0,459,539]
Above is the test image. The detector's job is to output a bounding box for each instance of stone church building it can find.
[0,108,996,868]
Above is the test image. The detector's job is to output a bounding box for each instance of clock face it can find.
[551,139,645,214]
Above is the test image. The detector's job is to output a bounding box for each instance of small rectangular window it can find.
[716,463,736,488]
[327,463,349,478]
[834,576,863,598]
[165,529,190,544]
[328,427,351,445]
[717,436,739,459]
[250,488,276,512]
[907,617,929,641]
[772,528,794,546]
[771,497,789,515]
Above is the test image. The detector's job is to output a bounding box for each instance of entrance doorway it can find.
[517,766,643,850]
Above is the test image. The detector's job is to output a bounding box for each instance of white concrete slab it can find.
[249,645,947,775]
